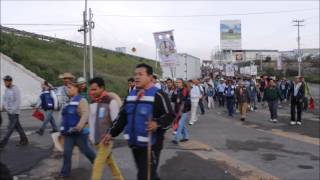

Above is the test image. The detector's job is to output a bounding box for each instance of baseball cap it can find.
[3,75,13,81]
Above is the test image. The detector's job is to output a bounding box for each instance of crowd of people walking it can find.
[0,63,314,180]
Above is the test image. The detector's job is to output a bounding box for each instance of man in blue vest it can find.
[101,63,175,180]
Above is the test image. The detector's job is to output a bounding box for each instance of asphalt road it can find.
[0,101,319,180]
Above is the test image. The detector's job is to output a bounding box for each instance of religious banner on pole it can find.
[250,65,257,75]
[240,67,244,74]
[153,30,177,67]
[245,66,250,75]
[226,64,234,77]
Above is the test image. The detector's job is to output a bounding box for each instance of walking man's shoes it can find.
[36,129,44,135]
[17,140,29,146]
[290,121,296,125]
[180,139,189,142]
[171,140,178,145]
[50,129,59,134]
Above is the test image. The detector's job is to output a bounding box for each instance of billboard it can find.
[235,52,243,61]
[153,30,177,67]
[220,20,242,50]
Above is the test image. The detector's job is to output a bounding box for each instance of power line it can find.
[1,23,81,26]
[95,8,318,18]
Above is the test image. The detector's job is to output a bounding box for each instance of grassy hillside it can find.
[0,32,160,97]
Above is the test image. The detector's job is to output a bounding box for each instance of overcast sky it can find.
[2,1,319,60]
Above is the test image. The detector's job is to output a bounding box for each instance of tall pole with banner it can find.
[153,30,178,79]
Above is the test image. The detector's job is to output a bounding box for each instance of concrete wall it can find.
[0,53,45,110]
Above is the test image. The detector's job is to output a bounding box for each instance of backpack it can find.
[40,91,54,110]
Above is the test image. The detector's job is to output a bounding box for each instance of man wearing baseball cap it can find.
[77,77,89,100]
[0,75,29,149]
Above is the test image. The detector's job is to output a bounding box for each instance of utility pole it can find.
[88,8,95,79]
[292,19,304,76]
[78,0,88,80]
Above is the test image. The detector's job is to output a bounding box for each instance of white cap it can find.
[77,77,86,84]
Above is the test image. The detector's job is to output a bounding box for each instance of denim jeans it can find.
[198,99,205,114]
[218,92,225,106]
[40,110,58,131]
[268,100,278,119]
[60,133,96,177]
[250,95,257,110]
[226,97,235,116]
[0,113,28,145]
[175,112,189,141]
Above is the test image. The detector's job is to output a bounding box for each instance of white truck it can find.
[161,53,201,80]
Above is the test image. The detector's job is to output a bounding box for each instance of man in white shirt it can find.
[0,75,29,149]
[189,79,202,125]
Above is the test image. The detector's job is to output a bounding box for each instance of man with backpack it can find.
[88,77,123,180]
[35,81,59,135]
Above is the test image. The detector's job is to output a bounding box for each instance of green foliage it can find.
[0,32,160,97]
[304,75,320,84]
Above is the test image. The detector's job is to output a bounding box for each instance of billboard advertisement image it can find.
[220,20,242,50]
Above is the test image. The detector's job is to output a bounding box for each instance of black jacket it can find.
[288,82,305,102]
[175,88,191,113]
[110,89,175,149]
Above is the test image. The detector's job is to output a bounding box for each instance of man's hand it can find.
[100,133,112,145]
[146,121,159,132]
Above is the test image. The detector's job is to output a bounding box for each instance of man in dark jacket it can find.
[172,79,191,144]
[263,79,282,123]
[101,63,175,180]
[288,76,305,125]
[224,80,236,117]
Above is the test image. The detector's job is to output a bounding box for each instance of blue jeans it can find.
[0,113,28,145]
[175,112,189,141]
[226,97,235,116]
[268,100,278,119]
[60,133,96,177]
[40,110,58,131]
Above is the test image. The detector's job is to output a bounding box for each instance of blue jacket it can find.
[60,95,82,135]
[40,91,54,110]
[123,87,159,147]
